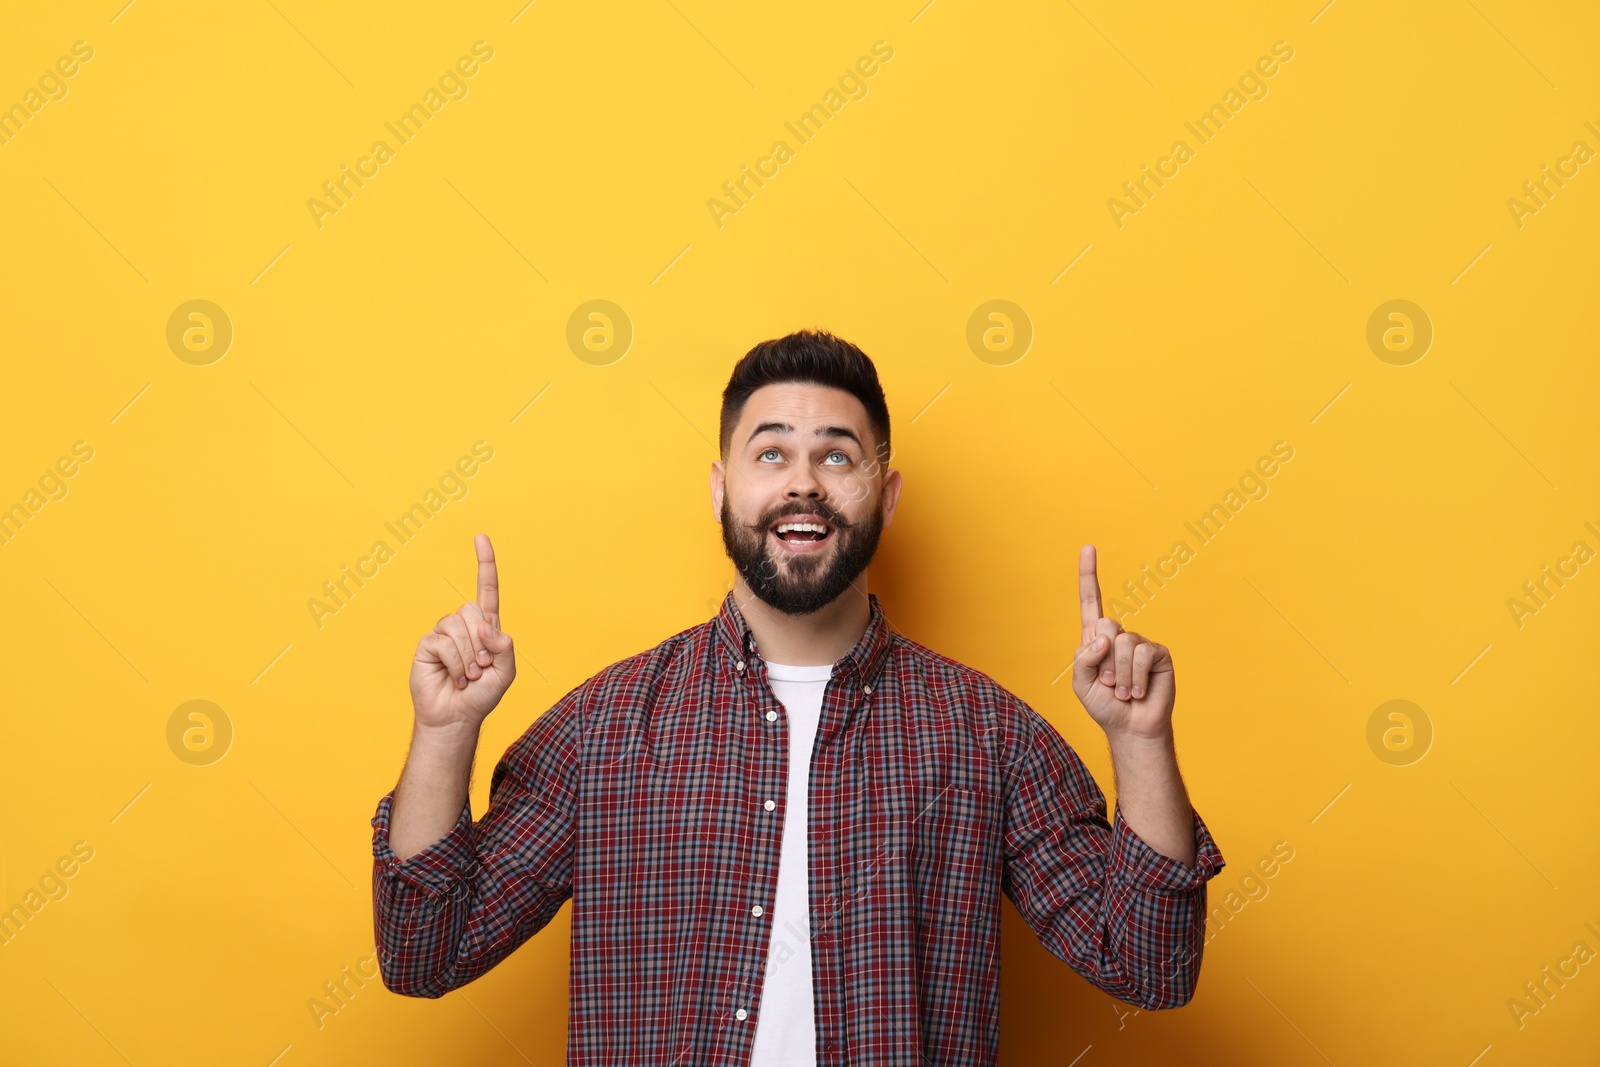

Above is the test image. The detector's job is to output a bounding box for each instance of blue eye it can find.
[758,449,850,464]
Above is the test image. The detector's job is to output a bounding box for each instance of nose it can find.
[784,463,825,503]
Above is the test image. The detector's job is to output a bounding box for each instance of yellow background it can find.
[2,0,1596,1063]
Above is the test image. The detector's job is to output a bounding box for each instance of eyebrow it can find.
[746,421,864,451]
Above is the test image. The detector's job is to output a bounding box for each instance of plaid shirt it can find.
[371,591,1226,1065]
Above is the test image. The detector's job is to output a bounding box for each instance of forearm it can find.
[390,721,481,860]
[1106,729,1196,867]
[1004,703,1224,1010]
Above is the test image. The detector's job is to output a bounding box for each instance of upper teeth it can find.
[776,522,827,534]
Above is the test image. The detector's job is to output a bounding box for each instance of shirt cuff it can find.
[1108,801,1225,893]
[370,790,478,893]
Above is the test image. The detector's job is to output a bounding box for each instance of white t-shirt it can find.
[748,659,833,1066]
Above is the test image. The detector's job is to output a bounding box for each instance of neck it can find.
[732,573,873,667]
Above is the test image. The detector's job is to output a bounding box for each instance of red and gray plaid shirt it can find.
[371,591,1226,1065]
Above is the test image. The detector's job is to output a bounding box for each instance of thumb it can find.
[479,619,512,656]
[1072,634,1108,692]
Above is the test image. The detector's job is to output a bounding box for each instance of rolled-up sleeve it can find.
[999,700,1225,1010]
[371,688,584,998]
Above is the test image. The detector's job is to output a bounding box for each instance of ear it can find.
[879,467,903,528]
[710,459,725,523]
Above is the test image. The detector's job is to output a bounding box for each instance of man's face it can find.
[712,383,900,616]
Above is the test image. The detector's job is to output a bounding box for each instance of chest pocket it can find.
[910,784,999,928]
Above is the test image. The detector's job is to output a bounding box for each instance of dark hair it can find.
[719,329,892,473]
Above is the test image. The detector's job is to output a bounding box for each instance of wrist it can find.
[1104,724,1175,751]
[410,718,483,754]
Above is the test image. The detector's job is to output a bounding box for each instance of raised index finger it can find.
[1079,543,1103,643]
[475,533,500,625]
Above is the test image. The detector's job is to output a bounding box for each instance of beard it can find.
[720,494,885,616]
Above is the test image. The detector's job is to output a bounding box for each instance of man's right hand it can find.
[409,533,517,730]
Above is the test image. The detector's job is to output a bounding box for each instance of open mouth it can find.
[769,516,835,552]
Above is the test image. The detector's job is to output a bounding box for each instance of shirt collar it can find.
[713,590,893,689]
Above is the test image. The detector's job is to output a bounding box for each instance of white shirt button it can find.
[765,710,777,722]
[864,684,873,694]
[764,799,776,811]
[735,1008,748,1021]
[735,660,745,671]
[751,905,763,917]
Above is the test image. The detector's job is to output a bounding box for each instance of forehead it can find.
[734,383,871,442]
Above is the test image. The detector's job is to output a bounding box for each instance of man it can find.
[372,329,1225,1065]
